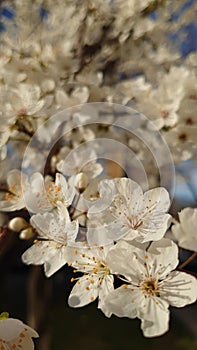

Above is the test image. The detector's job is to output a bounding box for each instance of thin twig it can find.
[178,251,197,270]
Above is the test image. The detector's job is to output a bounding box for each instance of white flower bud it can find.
[76,173,89,191]
[8,217,29,232]
[41,79,55,93]
[19,227,34,240]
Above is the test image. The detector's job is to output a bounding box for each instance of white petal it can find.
[0,319,23,340]
[88,178,116,215]
[114,178,143,206]
[172,208,197,251]
[8,325,38,349]
[106,241,145,283]
[140,298,169,338]
[84,162,103,179]
[179,208,197,235]
[22,241,57,266]
[104,286,140,318]
[87,226,115,247]
[24,173,50,213]
[44,247,68,277]
[66,220,79,243]
[67,245,111,272]
[161,271,197,307]
[147,238,179,279]
[0,198,25,212]
[55,173,76,206]
[98,275,114,317]
[7,169,22,193]
[20,84,40,109]
[68,275,100,307]
[30,213,53,237]
[29,173,45,193]
[143,187,170,214]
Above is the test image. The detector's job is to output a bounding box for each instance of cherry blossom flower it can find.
[57,147,103,190]
[88,178,171,244]
[0,169,26,212]
[24,172,75,214]
[0,84,44,128]
[22,203,78,277]
[171,207,197,252]
[163,124,197,161]
[0,312,38,350]
[104,239,197,337]
[68,245,114,316]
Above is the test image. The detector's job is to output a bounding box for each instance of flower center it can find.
[160,110,169,119]
[36,182,66,209]
[127,215,143,230]
[140,278,159,297]
[46,182,63,205]
[17,108,27,117]
[93,259,110,277]
[5,182,22,202]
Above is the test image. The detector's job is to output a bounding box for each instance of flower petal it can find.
[68,275,100,307]
[98,275,114,317]
[140,298,169,338]
[104,286,140,319]
[161,271,197,307]
[22,241,57,266]
[44,247,68,277]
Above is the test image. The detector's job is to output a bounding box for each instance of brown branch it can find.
[178,252,197,270]
[27,266,52,350]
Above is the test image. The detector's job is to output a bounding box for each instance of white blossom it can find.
[24,172,76,214]
[68,244,114,316]
[0,313,38,350]
[172,207,197,252]
[22,203,78,277]
[0,170,26,212]
[57,147,103,190]
[88,178,171,244]
[104,239,197,337]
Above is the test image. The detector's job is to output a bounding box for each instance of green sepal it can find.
[0,312,9,320]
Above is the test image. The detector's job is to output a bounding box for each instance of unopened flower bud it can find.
[76,173,89,191]
[19,227,35,240]
[41,79,55,93]
[8,217,29,232]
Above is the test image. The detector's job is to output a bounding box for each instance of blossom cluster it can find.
[1,163,197,338]
[0,0,197,177]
